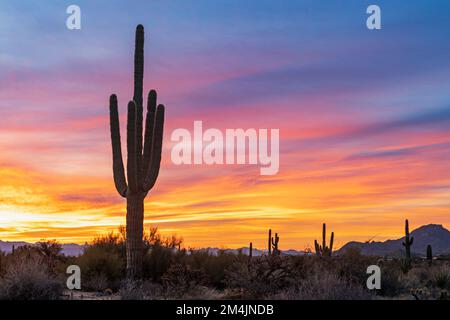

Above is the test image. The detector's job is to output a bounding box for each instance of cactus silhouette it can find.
[402,219,414,269]
[314,223,334,256]
[267,229,280,256]
[248,242,253,261]
[271,232,280,256]
[426,244,432,266]
[109,25,165,278]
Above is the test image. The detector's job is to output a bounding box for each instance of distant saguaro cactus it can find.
[402,219,414,268]
[314,223,334,257]
[109,25,165,278]
[248,242,253,261]
[271,233,280,256]
[426,244,432,266]
[268,229,272,256]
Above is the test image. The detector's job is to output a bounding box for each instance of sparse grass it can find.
[432,265,450,290]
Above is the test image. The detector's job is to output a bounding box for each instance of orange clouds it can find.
[1,117,450,249]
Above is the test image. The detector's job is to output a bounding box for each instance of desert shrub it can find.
[273,269,373,300]
[407,265,431,285]
[76,249,123,290]
[119,279,163,300]
[378,263,403,297]
[0,254,63,300]
[76,237,125,291]
[144,226,183,249]
[399,258,412,274]
[178,286,222,300]
[224,256,295,299]
[185,250,238,288]
[432,265,450,290]
[36,240,63,258]
[83,273,110,292]
[161,263,207,299]
[90,232,126,257]
[335,248,378,284]
[142,227,185,281]
[143,245,177,281]
[399,270,422,291]
[287,255,318,280]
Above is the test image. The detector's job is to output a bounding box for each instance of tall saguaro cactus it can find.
[402,219,414,268]
[314,223,334,257]
[109,25,165,278]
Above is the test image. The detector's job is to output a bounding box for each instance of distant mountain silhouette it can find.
[198,247,307,257]
[337,224,450,256]
[0,240,85,256]
[1,224,448,257]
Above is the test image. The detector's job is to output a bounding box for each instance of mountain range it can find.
[0,241,85,256]
[336,224,450,257]
[1,224,449,257]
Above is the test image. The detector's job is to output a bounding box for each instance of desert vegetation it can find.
[0,224,449,300]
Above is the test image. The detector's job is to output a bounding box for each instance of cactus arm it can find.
[133,25,144,112]
[322,223,326,251]
[109,94,128,197]
[268,229,272,255]
[127,101,139,192]
[133,25,145,187]
[143,104,165,192]
[135,101,144,187]
[410,237,414,246]
[329,231,334,255]
[143,90,157,177]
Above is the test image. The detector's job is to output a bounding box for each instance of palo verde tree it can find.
[109,25,165,278]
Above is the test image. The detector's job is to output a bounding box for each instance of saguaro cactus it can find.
[402,219,414,268]
[271,233,280,255]
[109,25,165,278]
[314,223,334,256]
[268,229,272,256]
[426,244,433,266]
[248,242,253,261]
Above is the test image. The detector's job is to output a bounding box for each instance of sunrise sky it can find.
[1,1,450,250]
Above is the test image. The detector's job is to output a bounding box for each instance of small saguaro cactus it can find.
[402,219,414,268]
[268,229,272,256]
[314,223,334,257]
[248,242,253,261]
[426,244,432,266]
[271,233,280,256]
[109,25,165,278]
